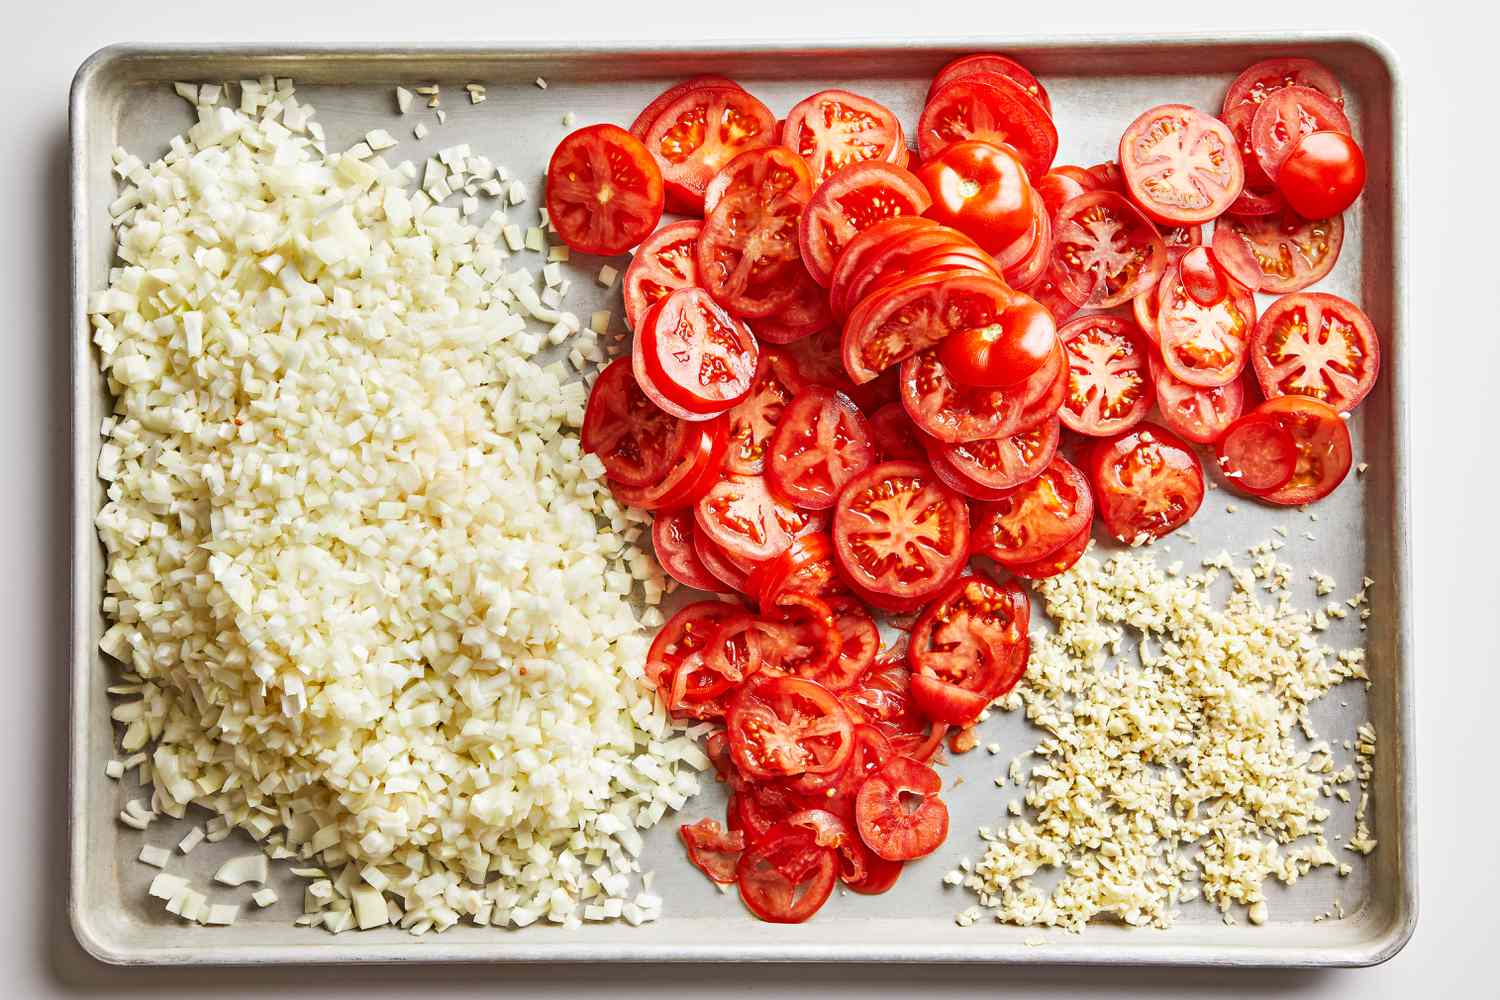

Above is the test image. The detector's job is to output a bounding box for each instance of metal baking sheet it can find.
[69,36,1414,967]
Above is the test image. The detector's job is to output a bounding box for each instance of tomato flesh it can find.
[623,220,701,332]
[736,823,838,923]
[1119,104,1244,225]
[1223,57,1344,114]
[1252,396,1354,505]
[832,460,970,601]
[1211,209,1343,294]
[546,124,665,256]
[1250,292,1380,413]
[799,161,932,286]
[1249,85,1351,180]
[918,76,1058,179]
[679,818,745,884]
[766,387,879,510]
[1155,258,1257,388]
[727,675,856,780]
[842,270,1017,384]
[1087,422,1205,544]
[696,471,813,564]
[583,357,688,486]
[696,146,815,319]
[782,89,906,184]
[907,571,1029,726]
[1214,411,1299,495]
[652,507,724,592]
[854,756,950,861]
[636,288,760,417]
[643,86,778,213]
[1149,357,1247,445]
[1050,191,1167,309]
[972,455,1093,566]
[1055,314,1153,437]
[930,53,1052,115]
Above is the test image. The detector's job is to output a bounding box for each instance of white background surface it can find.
[5,0,1488,995]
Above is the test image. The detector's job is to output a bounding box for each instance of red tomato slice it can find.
[898,348,1021,444]
[937,295,1057,390]
[545,124,665,256]
[1223,57,1344,114]
[623,220,701,332]
[927,417,1060,495]
[918,76,1058,179]
[1001,197,1053,290]
[642,86,777,214]
[652,508,723,591]
[735,823,838,923]
[647,601,761,718]
[583,358,688,486]
[693,526,752,593]
[1035,166,1097,218]
[678,817,745,884]
[1087,160,1126,193]
[827,216,942,318]
[842,270,1015,384]
[1056,314,1153,437]
[766,387,879,510]
[1251,395,1354,505]
[695,471,813,564]
[1005,521,1090,580]
[1119,104,1244,226]
[1017,263,1080,325]
[1087,422,1205,544]
[696,147,815,319]
[972,455,1093,566]
[630,75,743,138]
[635,287,760,417]
[782,89,906,185]
[1212,209,1344,294]
[869,402,926,461]
[1250,85,1352,180]
[854,756,949,861]
[1214,410,1299,495]
[779,327,858,392]
[727,675,856,780]
[832,460,970,602]
[1218,103,1286,217]
[1155,257,1257,388]
[610,414,728,512]
[755,531,845,608]
[907,571,1029,726]
[1251,292,1380,413]
[723,348,807,476]
[929,53,1052,115]
[924,441,1012,502]
[844,659,949,761]
[1051,191,1168,309]
[837,226,991,317]
[799,161,932,286]
[753,263,835,345]
[756,592,842,682]
[822,595,880,691]
[1149,357,1247,445]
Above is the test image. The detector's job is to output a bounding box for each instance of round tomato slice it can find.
[623,220,701,332]
[1005,522,1090,580]
[924,440,1010,502]
[928,417,1060,495]
[1212,209,1344,294]
[842,270,1015,384]
[696,146,814,319]
[1250,85,1352,180]
[1088,160,1126,193]
[610,414,728,512]
[1017,263,1080,325]
[652,507,723,591]
[1119,104,1244,225]
[635,287,760,417]
[838,226,991,316]
[899,349,1023,443]
[1149,357,1247,445]
[1223,57,1344,114]
[630,75,743,138]
[972,454,1093,566]
[755,531,845,608]
[929,53,1052,115]
[918,76,1058,179]
[1056,313,1153,437]
[727,675,856,780]
[1155,257,1257,388]
[545,124,665,256]
[756,592,842,682]
[754,264,835,345]
[1250,292,1380,413]
[822,595,880,691]
[1251,395,1354,505]
[780,327,857,392]
[766,387,879,510]
[723,348,807,476]
[854,756,949,861]
[799,161,932,286]
[647,601,760,717]
[735,822,838,923]
[827,216,941,318]
[1219,102,1286,217]
[1051,191,1168,309]
[782,89,905,185]
[1087,422,1205,544]
[908,571,1029,726]
[693,526,752,593]
[1035,166,1096,219]
[1002,197,1053,290]
[869,402,926,461]
[1214,410,1299,495]
[678,817,745,884]
[937,295,1057,390]
[844,659,948,761]
[642,86,777,214]
[832,460,970,601]
[695,471,813,564]
[583,357,688,487]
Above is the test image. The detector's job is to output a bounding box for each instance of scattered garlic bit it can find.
[252,887,279,908]
[562,111,576,127]
[413,121,429,140]
[105,759,124,779]
[535,77,548,89]
[178,826,205,854]
[597,265,619,289]
[93,80,702,934]
[436,109,448,125]
[964,548,1372,931]
[465,83,487,104]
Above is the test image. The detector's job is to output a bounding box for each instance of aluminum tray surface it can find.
[69,37,1413,967]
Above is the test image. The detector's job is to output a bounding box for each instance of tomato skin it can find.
[1118,104,1244,226]
[1218,102,1287,217]
[929,53,1052,115]
[854,756,950,861]
[918,76,1058,179]
[1250,292,1380,414]
[546,125,665,256]
[1055,314,1153,437]
[635,288,761,417]
[1005,521,1090,580]
[1211,209,1343,295]
[1276,130,1366,219]
[799,160,932,286]
[831,460,970,603]
[1249,85,1351,180]
[623,220,701,332]
[842,270,1017,384]
[1035,166,1096,217]
[972,455,1093,566]
[916,140,1036,256]
[726,675,856,780]
[1251,395,1353,505]
[782,89,906,185]
[1087,422,1206,544]
[936,295,1057,389]
[827,216,941,318]
[642,86,778,214]
[652,508,724,592]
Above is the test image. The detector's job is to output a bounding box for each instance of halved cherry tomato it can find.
[652,507,723,591]
[972,455,1093,566]
[782,89,906,184]
[727,675,856,780]
[844,659,949,761]
[908,571,1029,726]
[610,414,728,512]
[916,140,1035,256]
[1223,57,1343,114]
[696,146,815,319]
[1219,103,1286,217]
[1214,410,1299,495]
[723,349,807,476]
[918,76,1058,179]
[855,756,949,861]
[583,358,688,487]
[1250,292,1380,413]
[545,124,665,256]
[1119,104,1244,225]
[735,822,838,923]
[832,460,970,602]
[630,75,743,138]
[1155,257,1257,388]
[1249,395,1354,505]
[842,270,1015,384]
[869,403,926,461]
[1249,85,1352,180]
[695,471,813,564]
[1050,191,1168,309]
[1276,130,1366,219]
[756,592,842,682]
[679,817,745,884]
[635,287,760,418]
[753,263,835,344]
[937,295,1057,389]
[1056,313,1153,437]
[1005,521,1090,580]
[799,161,932,286]
[929,53,1052,115]
[926,417,1060,496]
[1211,209,1343,294]
[1086,422,1205,544]
[766,387,878,510]
[623,220,701,332]
[827,216,941,318]
[1149,357,1247,445]
[642,85,777,214]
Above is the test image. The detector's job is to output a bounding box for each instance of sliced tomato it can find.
[647,601,761,718]
[695,471,813,564]
[727,675,856,780]
[1088,160,1126,193]
[1155,257,1257,388]
[972,455,1093,566]
[927,417,1060,495]
[1056,314,1153,436]
[1018,263,1080,325]
[837,226,993,317]
[545,124,665,256]
[1249,85,1352,180]
[642,86,777,214]
[844,659,948,762]
[925,441,1012,502]
[782,89,905,185]
[822,595,880,691]
[756,592,842,682]
[1212,209,1344,294]
[1223,57,1344,114]
[1250,395,1354,505]
[630,75,743,138]
[755,531,845,608]
[1133,287,1161,344]
[696,146,815,319]
[1086,422,1205,544]
[916,140,1036,256]
[842,270,1016,384]
[693,527,753,593]
[869,402,926,461]
[1051,191,1168,309]
[610,414,728,512]
[908,571,1029,725]
[827,216,941,318]
[780,327,858,392]
[937,295,1057,390]
[1250,292,1380,413]
[1219,102,1286,217]
[799,161,932,286]
[1119,104,1244,225]
[635,287,760,417]
[623,220,701,332]
[652,507,723,591]
[1150,357,1247,445]
[1005,521,1090,580]
[765,387,878,510]
[736,822,838,923]
[722,349,807,476]
[832,460,970,602]
[583,357,687,486]
[855,756,949,861]
[1277,130,1366,219]
[1001,197,1053,290]
[1035,166,1096,218]
[753,263,835,344]
[929,53,1052,115]
[918,76,1058,179]
[679,817,745,884]
[1214,410,1299,495]
[899,348,1023,444]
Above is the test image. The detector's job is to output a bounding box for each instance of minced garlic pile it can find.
[958,547,1374,931]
